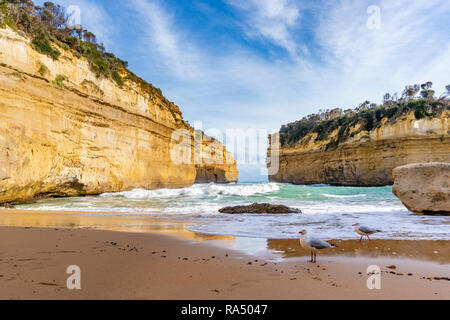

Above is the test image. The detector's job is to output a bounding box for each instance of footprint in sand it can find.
[38,282,58,286]
[330,283,341,288]
[228,280,260,291]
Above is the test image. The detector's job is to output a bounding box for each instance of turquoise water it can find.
[17,183,450,240]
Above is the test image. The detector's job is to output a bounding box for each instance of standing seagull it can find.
[353,223,382,242]
[299,230,337,263]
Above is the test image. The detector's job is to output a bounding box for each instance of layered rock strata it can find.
[0,28,238,204]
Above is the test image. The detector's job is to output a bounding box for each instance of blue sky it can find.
[37,0,450,181]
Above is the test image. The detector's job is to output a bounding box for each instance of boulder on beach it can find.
[392,162,450,216]
[219,203,302,214]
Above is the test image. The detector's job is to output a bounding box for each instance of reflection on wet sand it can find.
[0,209,235,243]
[267,239,450,264]
[1,209,449,264]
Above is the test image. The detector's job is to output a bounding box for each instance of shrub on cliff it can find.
[38,64,47,76]
[407,100,432,119]
[0,0,161,95]
[32,28,60,60]
[279,83,449,149]
[53,74,66,87]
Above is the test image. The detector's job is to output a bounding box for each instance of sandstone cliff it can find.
[0,28,237,204]
[268,102,449,186]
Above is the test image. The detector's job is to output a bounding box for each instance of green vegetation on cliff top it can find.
[279,83,450,150]
[0,0,168,102]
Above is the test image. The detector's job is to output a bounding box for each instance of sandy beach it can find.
[1,0,449,305]
[0,209,448,300]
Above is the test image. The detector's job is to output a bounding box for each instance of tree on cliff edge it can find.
[420,82,435,100]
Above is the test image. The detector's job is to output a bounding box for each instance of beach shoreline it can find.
[0,212,448,300]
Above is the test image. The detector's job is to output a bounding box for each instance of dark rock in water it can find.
[1,203,15,209]
[219,203,302,214]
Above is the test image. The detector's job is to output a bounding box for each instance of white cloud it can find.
[312,0,450,101]
[226,0,301,58]
[122,0,450,179]
[127,0,450,126]
[128,0,204,79]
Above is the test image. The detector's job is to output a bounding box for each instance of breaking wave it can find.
[100,183,281,199]
[15,183,450,240]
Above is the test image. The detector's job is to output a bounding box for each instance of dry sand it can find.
[0,211,448,300]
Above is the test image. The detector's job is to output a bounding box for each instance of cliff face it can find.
[268,110,449,186]
[0,28,237,204]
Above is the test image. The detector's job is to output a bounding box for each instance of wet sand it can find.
[0,209,449,300]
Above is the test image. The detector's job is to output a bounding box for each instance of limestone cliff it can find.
[0,28,237,204]
[268,104,449,186]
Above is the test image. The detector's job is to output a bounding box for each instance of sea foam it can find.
[100,183,281,199]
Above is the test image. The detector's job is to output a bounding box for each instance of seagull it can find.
[353,223,382,242]
[299,230,337,263]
